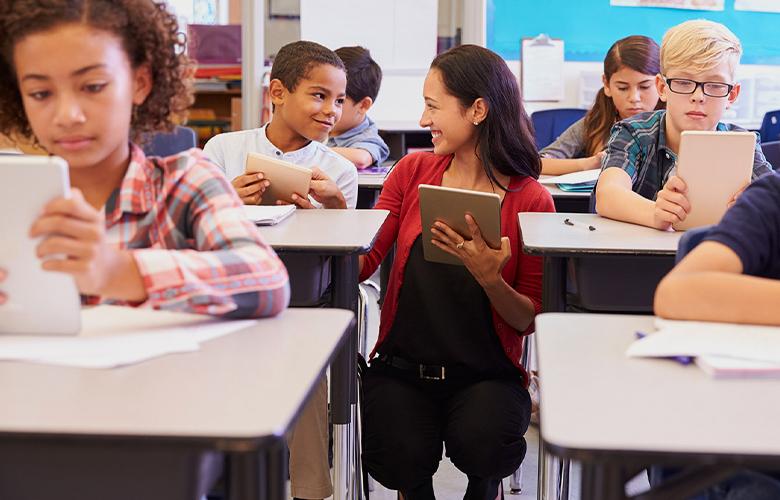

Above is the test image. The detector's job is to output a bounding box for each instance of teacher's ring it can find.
[456,241,465,250]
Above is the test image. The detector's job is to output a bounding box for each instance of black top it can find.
[383,236,518,377]
[706,169,780,279]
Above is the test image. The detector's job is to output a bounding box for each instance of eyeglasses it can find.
[664,77,734,98]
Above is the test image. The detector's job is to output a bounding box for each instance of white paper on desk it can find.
[538,169,600,186]
[696,355,780,379]
[626,319,780,364]
[0,305,255,368]
[243,205,296,226]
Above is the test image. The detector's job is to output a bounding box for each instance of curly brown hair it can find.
[0,0,194,143]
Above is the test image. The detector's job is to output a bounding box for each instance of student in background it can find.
[328,46,390,169]
[541,35,661,175]
[595,20,772,230]
[359,45,554,500]
[0,0,289,319]
[203,41,357,210]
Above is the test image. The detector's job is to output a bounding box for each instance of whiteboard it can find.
[521,37,565,101]
[300,0,437,70]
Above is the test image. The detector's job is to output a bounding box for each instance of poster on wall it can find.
[734,0,780,13]
[610,0,725,10]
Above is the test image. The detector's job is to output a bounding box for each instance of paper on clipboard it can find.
[521,34,564,102]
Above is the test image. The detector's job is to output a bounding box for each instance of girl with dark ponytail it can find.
[541,35,662,175]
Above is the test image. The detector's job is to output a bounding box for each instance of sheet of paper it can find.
[521,38,564,102]
[538,169,601,185]
[243,205,296,225]
[626,319,780,364]
[0,306,256,368]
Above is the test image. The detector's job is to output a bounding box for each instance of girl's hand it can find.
[581,151,606,171]
[430,214,511,290]
[29,189,145,300]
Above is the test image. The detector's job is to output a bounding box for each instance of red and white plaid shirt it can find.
[86,145,289,318]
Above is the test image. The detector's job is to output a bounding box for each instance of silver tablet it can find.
[674,130,755,231]
[0,155,81,335]
[419,184,501,266]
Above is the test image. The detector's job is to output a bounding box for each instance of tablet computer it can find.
[673,130,755,231]
[0,155,81,335]
[245,152,313,206]
[419,184,501,266]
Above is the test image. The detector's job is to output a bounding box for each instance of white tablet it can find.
[245,152,312,206]
[0,156,81,335]
[674,130,755,231]
[419,184,501,266]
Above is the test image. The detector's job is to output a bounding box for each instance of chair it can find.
[530,108,587,150]
[142,126,197,157]
[759,110,780,143]
[761,140,780,170]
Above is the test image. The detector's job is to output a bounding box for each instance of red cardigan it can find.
[360,152,555,383]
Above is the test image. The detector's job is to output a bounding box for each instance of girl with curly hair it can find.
[0,0,289,318]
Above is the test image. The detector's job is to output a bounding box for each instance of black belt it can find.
[375,354,452,380]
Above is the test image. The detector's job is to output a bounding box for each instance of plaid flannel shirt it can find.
[601,110,773,201]
[84,145,290,318]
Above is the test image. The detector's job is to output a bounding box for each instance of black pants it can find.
[361,363,531,500]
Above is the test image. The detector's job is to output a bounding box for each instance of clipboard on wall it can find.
[521,34,565,102]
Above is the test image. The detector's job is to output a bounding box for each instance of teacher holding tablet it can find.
[358,45,554,500]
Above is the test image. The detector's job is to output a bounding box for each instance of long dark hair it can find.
[583,35,661,156]
[430,44,540,188]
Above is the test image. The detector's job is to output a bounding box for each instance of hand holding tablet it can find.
[244,152,312,206]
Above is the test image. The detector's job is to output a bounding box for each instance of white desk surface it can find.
[257,209,388,253]
[0,308,353,446]
[519,212,682,256]
[536,313,780,458]
[376,120,427,132]
[538,175,591,199]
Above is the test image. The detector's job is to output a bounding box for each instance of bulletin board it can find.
[487,0,780,65]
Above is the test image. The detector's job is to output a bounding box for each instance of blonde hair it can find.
[661,19,742,78]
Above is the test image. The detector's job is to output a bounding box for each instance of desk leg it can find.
[227,439,286,500]
[542,256,566,313]
[331,254,360,500]
[579,461,625,500]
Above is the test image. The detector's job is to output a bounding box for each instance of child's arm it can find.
[288,167,347,209]
[541,152,604,176]
[654,241,780,325]
[596,169,690,230]
[332,146,374,169]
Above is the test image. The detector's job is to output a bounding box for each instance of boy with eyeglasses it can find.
[595,19,773,230]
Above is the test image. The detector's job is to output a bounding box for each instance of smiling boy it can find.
[204,41,357,210]
[595,20,772,230]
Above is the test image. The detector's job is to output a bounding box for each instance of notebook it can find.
[538,169,600,192]
[243,205,296,226]
[626,318,780,378]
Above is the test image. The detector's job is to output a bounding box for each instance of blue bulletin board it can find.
[487,0,780,65]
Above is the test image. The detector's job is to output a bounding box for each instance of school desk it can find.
[536,312,780,500]
[0,308,354,500]
[538,175,592,213]
[257,208,388,500]
[519,213,682,313]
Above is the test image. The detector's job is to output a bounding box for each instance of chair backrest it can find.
[676,225,714,263]
[531,108,588,150]
[759,110,780,143]
[142,126,197,158]
[761,140,780,170]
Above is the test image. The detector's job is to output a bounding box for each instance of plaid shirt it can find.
[85,145,290,318]
[601,110,773,201]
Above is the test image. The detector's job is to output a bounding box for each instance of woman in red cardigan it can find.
[359,45,554,500]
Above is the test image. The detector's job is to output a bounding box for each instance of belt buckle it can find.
[419,364,445,380]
